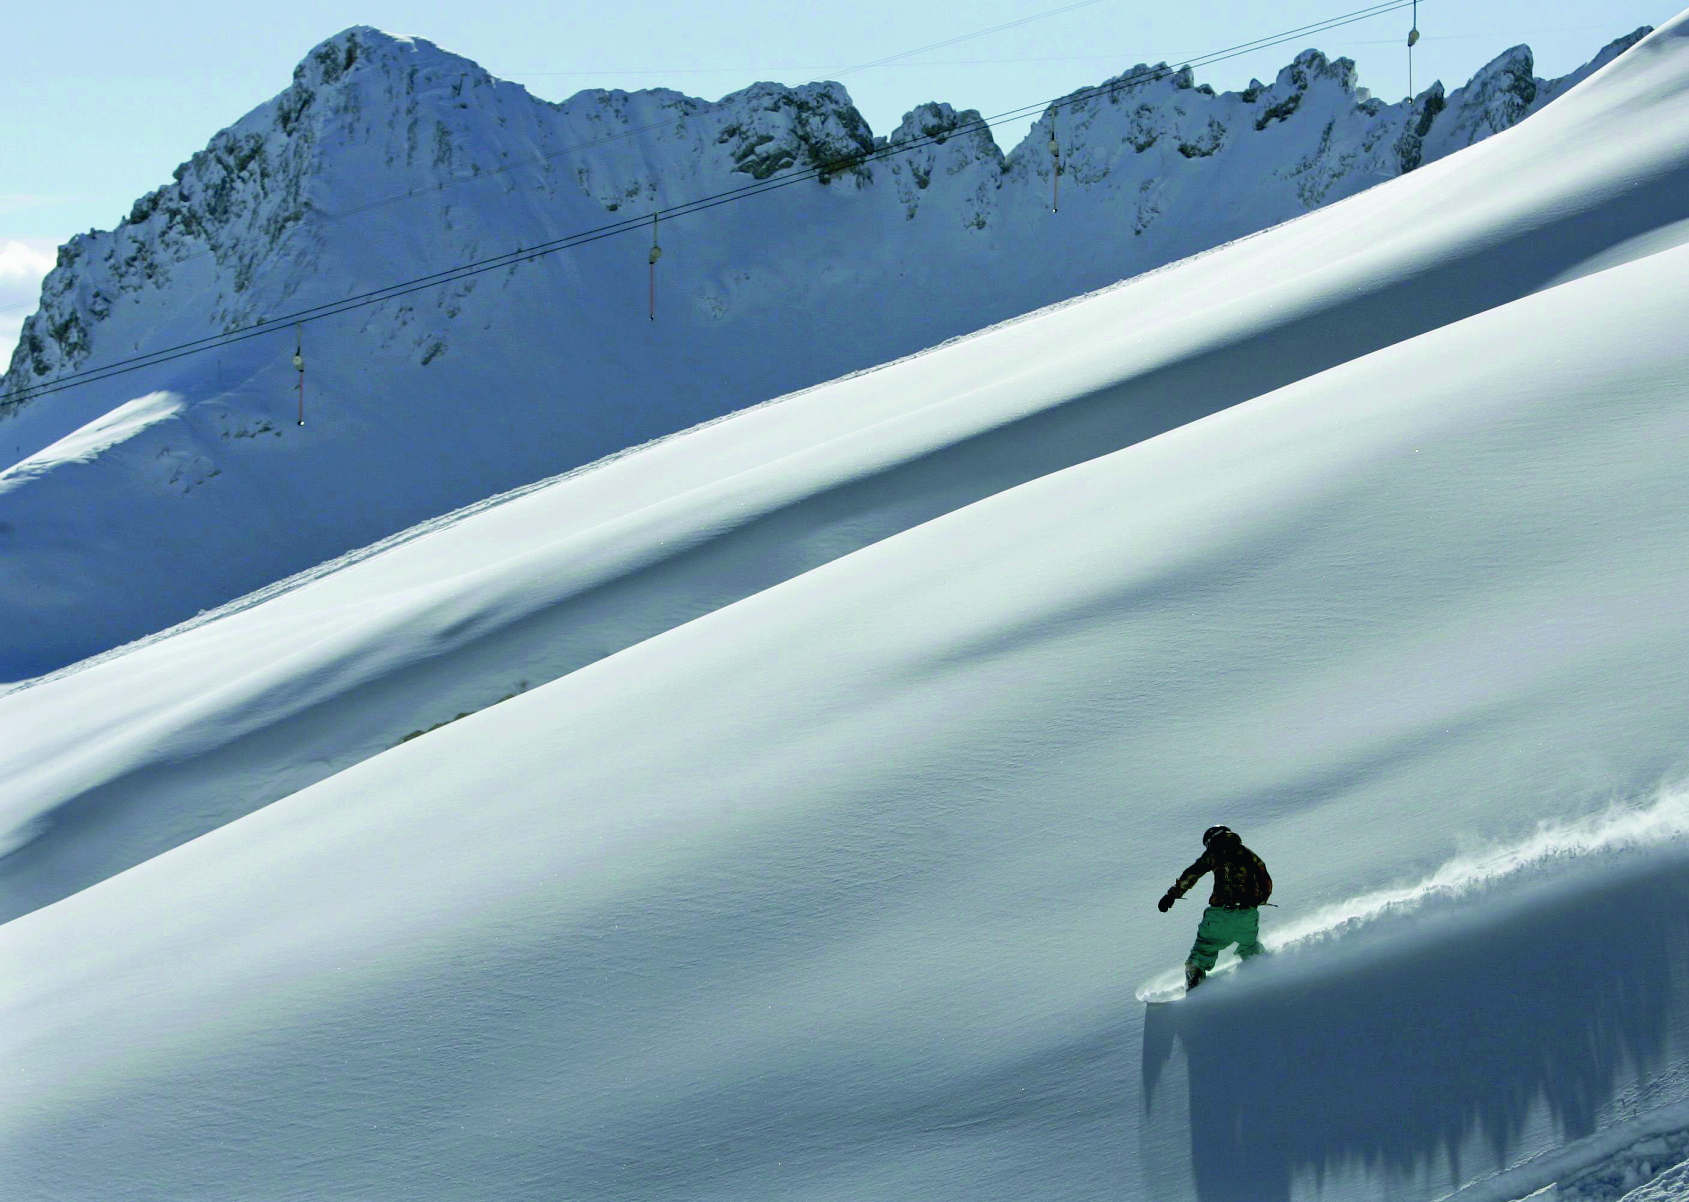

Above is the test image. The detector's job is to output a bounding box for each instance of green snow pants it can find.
[1186,905,1265,972]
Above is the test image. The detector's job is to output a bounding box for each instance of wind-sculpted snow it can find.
[1538,1126,1689,1201]
[5,15,1689,925]
[0,391,185,491]
[0,22,1655,675]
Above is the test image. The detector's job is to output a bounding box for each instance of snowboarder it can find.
[1157,825,1272,991]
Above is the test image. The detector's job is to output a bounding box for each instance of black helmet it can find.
[1202,825,1233,847]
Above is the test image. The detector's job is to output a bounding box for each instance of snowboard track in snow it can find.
[1138,785,1689,1003]
[1141,787,1689,1202]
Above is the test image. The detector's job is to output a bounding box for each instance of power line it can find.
[502,23,1631,71]
[3,0,1419,405]
[3,0,1419,410]
[1337,24,1626,46]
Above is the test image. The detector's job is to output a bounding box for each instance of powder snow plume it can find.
[1270,784,1689,958]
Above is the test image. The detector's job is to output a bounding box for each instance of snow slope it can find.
[0,23,1651,677]
[3,15,1689,1202]
[4,6,1688,930]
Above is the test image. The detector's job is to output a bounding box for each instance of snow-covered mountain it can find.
[4,14,1689,1201]
[0,23,1652,678]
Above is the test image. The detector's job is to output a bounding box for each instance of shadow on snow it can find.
[1140,850,1689,1202]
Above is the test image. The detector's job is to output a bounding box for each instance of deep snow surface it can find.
[3,15,1689,1202]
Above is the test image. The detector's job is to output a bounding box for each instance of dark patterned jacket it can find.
[1169,830,1273,909]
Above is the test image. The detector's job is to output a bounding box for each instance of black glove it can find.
[1157,892,1176,913]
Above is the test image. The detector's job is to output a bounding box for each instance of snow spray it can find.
[1268,785,1689,955]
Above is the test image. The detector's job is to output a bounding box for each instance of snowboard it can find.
[1136,959,1241,1004]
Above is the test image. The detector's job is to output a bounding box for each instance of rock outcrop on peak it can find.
[713,81,876,184]
[0,22,1658,677]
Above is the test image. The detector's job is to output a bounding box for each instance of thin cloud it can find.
[0,314,27,372]
[0,240,57,284]
[0,240,60,371]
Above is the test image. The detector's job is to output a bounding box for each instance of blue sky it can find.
[2,0,1679,357]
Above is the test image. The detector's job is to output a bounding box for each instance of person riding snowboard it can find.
[1157,825,1272,991]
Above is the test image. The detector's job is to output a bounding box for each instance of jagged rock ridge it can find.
[3,25,1651,400]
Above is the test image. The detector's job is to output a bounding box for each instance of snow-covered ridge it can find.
[0,392,184,492]
[0,23,1654,678]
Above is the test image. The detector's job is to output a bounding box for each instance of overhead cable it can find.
[3,0,1419,410]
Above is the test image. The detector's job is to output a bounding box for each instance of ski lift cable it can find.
[1408,0,1421,96]
[0,0,1119,321]
[0,0,1409,319]
[3,0,1422,407]
[829,0,1117,78]
[3,0,1421,409]
[5,0,1421,407]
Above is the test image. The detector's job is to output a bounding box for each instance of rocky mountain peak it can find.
[3,25,1654,426]
[705,79,876,183]
[1277,47,1360,93]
